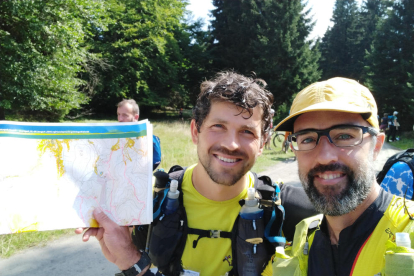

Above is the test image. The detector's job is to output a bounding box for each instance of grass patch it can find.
[386,131,414,150]
[253,135,295,173]
[1,229,73,258]
[0,117,291,258]
[154,121,198,168]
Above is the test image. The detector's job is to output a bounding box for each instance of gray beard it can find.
[299,155,375,216]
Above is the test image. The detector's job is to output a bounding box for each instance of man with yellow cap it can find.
[272,78,414,276]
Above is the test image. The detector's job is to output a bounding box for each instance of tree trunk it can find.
[0,107,5,120]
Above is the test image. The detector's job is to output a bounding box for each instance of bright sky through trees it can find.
[187,0,363,39]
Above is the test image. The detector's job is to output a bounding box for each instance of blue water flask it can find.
[240,188,263,229]
[161,179,180,215]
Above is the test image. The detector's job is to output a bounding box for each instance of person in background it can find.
[179,108,184,121]
[386,111,399,143]
[117,99,161,170]
[379,112,388,133]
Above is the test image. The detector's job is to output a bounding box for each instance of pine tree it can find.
[356,0,388,82]
[253,1,320,106]
[320,0,362,80]
[365,0,414,130]
[210,0,321,121]
[210,0,259,73]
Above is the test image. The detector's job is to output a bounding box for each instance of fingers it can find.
[82,227,99,242]
[75,207,117,242]
[74,227,86,234]
[93,207,117,231]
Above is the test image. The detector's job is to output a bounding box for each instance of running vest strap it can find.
[189,228,232,248]
[140,165,285,276]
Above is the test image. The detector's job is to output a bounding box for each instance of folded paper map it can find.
[0,120,153,234]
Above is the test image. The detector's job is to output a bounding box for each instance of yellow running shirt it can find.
[180,164,272,276]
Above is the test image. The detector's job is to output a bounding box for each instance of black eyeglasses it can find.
[288,124,379,151]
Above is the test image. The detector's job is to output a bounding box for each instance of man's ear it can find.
[190,119,199,145]
[373,133,385,161]
[134,114,139,121]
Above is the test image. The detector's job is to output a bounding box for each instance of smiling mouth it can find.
[317,173,344,180]
[216,155,240,163]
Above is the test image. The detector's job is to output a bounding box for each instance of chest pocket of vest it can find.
[272,215,323,276]
[235,216,270,276]
[149,206,187,274]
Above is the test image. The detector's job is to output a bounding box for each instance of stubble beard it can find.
[198,146,253,186]
[299,150,376,216]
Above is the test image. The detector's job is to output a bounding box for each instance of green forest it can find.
[1,0,413,130]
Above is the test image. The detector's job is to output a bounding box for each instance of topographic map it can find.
[0,121,153,234]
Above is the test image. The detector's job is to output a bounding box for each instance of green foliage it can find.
[209,0,321,121]
[365,0,414,131]
[320,0,363,80]
[172,19,215,107]
[86,0,190,113]
[356,0,388,81]
[0,0,108,121]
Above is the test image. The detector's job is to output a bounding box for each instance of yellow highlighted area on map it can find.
[37,139,73,178]
[10,214,39,233]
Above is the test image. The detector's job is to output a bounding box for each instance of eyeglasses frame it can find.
[288,124,379,151]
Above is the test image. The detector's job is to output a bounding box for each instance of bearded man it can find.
[272,77,414,276]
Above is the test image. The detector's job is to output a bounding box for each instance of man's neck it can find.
[325,182,380,245]
[191,164,249,201]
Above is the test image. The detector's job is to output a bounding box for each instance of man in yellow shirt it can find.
[76,72,317,276]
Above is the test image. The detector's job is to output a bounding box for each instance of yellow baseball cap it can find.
[275,77,379,131]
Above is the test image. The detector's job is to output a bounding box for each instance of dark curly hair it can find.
[193,71,274,140]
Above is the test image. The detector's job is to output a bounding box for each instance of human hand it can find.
[75,208,141,271]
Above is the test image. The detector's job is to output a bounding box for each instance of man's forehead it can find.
[210,101,263,119]
[117,103,133,113]
[293,111,369,132]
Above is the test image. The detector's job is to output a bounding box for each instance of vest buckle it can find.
[210,230,221,238]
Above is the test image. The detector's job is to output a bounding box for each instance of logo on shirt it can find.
[385,228,394,240]
[222,255,232,266]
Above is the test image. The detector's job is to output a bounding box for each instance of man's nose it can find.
[221,131,241,151]
[314,136,338,165]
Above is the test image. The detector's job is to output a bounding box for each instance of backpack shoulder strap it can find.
[377,149,414,184]
[253,172,286,247]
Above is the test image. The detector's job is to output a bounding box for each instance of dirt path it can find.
[0,234,119,276]
[0,143,402,276]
